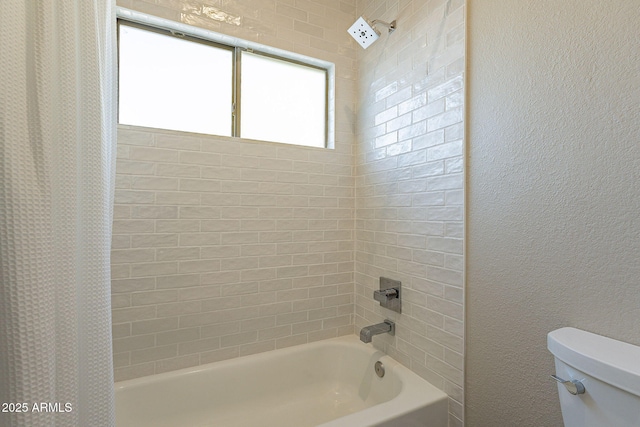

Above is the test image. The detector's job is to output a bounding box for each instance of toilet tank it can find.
[547,327,640,427]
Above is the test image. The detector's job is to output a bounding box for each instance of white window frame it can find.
[116,7,335,149]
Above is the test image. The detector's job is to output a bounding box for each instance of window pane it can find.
[240,52,326,148]
[119,24,233,136]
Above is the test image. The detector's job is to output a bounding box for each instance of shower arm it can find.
[371,19,397,33]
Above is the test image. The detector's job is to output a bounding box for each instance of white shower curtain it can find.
[0,1,116,426]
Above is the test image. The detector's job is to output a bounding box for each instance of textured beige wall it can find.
[112,0,358,382]
[466,1,640,425]
[355,1,465,425]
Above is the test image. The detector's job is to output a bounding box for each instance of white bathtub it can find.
[115,335,448,427]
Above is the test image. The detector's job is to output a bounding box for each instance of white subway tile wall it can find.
[355,1,465,426]
[113,0,358,382]
[113,126,356,380]
[112,0,465,426]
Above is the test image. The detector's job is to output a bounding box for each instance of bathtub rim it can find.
[115,334,449,427]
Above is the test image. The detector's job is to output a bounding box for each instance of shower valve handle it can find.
[373,288,398,303]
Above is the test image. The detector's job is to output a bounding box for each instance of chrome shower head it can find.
[347,16,396,49]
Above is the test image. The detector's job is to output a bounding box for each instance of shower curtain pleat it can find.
[0,0,117,426]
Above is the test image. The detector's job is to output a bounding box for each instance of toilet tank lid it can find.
[548,327,640,397]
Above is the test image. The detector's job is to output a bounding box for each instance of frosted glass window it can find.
[118,23,233,136]
[240,52,326,148]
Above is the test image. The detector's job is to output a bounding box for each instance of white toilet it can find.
[547,327,640,426]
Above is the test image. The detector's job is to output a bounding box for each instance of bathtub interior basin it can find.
[115,335,448,427]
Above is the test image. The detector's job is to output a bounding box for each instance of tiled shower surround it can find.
[112,126,356,377]
[354,1,465,426]
[111,0,464,425]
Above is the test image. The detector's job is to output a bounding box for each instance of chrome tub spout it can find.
[360,320,395,343]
